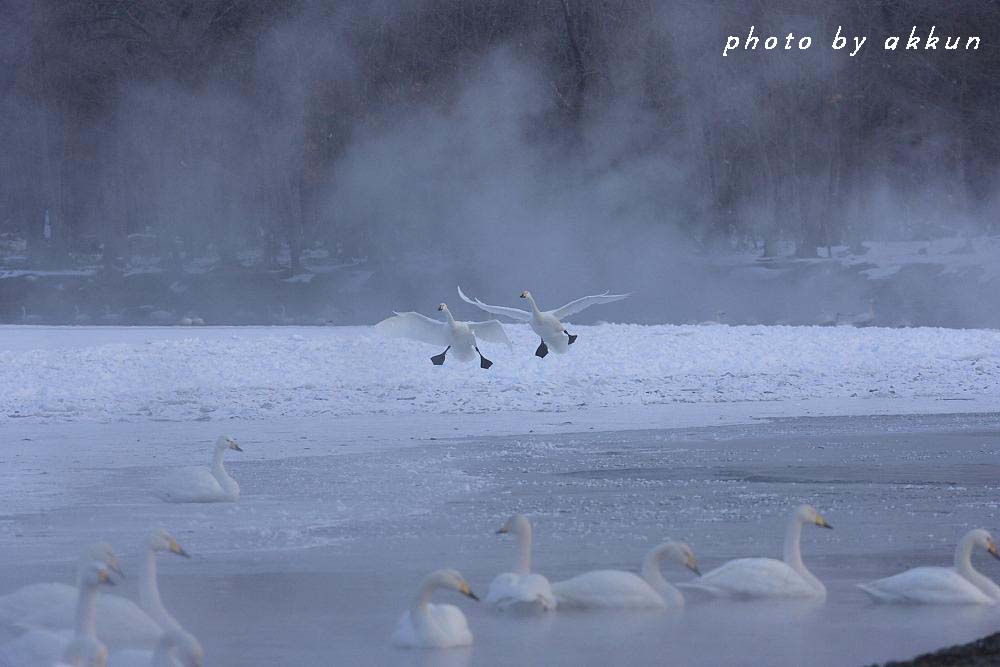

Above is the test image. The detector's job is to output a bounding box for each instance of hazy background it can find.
[1,0,998,326]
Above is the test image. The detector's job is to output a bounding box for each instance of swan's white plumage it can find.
[158,435,241,503]
[375,305,510,365]
[678,505,832,600]
[486,515,556,612]
[858,528,1000,605]
[552,570,665,609]
[107,628,204,667]
[391,569,477,649]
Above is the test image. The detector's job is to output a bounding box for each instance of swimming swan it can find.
[0,560,116,667]
[23,531,191,650]
[552,541,700,610]
[375,303,510,368]
[486,515,557,612]
[391,569,479,649]
[0,543,122,630]
[107,629,204,667]
[158,436,242,503]
[679,505,833,600]
[457,286,628,358]
[858,528,1000,604]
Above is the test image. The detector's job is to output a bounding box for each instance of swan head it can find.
[519,291,531,300]
[437,303,448,312]
[82,542,124,578]
[78,560,116,589]
[150,529,191,558]
[663,541,701,575]
[430,569,479,601]
[496,514,531,537]
[795,504,833,529]
[164,629,204,667]
[967,528,1000,560]
[215,435,242,452]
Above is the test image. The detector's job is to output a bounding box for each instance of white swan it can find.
[0,544,122,629]
[375,303,510,368]
[24,530,191,650]
[107,629,204,667]
[157,436,242,503]
[858,528,1000,605]
[552,541,700,610]
[1,560,116,667]
[486,515,556,613]
[391,569,479,649]
[457,286,628,358]
[679,505,833,600]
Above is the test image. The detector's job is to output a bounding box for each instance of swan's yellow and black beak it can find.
[229,439,243,452]
[170,540,191,558]
[815,516,833,529]
[519,291,528,299]
[107,558,124,578]
[496,526,509,535]
[98,568,116,586]
[686,556,701,576]
[988,541,1000,560]
[459,582,479,601]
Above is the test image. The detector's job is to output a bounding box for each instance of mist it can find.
[1,0,998,326]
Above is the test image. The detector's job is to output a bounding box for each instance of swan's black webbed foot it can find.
[476,347,493,369]
[535,340,548,358]
[565,330,578,345]
[430,345,450,366]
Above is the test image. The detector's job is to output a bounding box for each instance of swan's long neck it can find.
[525,295,541,317]
[783,515,823,592]
[74,580,99,638]
[212,444,227,474]
[411,575,441,617]
[641,545,684,607]
[955,534,1000,599]
[140,548,180,631]
[442,309,455,325]
[514,522,532,575]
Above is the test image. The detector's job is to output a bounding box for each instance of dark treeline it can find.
[1,0,998,275]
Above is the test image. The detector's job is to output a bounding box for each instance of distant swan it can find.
[679,505,833,600]
[458,287,628,358]
[375,303,510,368]
[107,628,204,667]
[1,560,116,667]
[552,541,700,610]
[858,528,1000,604]
[486,515,556,612]
[0,543,122,630]
[158,435,242,503]
[391,569,479,649]
[22,530,191,650]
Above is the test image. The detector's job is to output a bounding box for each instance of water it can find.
[1,412,999,665]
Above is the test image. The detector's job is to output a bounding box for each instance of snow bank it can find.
[0,324,997,424]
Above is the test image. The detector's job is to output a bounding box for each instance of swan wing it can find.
[457,286,531,322]
[157,467,230,503]
[390,604,472,648]
[486,573,556,612]
[374,312,450,347]
[858,567,994,605]
[467,320,511,347]
[678,558,815,599]
[552,570,665,609]
[551,291,630,319]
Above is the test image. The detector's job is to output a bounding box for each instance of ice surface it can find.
[0,326,998,665]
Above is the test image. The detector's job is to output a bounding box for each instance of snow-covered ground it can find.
[0,325,998,666]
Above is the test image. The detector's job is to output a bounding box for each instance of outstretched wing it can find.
[552,292,630,319]
[457,286,531,322]
[468,320,512,348]
[374,312,450,347]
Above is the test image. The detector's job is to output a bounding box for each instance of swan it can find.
[0,543,123,629]
[858,528,1000,604]
[157,435,242,503]
[678,505,833,600]
[486,515,557,613]
[107,629,204,667]
[24,530,191,650]
[457,286,628,358]
[1,561,116,667]
[375,303,510,368]
[552,541,701,610]
[391,569,479,649]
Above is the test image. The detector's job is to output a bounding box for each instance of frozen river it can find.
[2,411,999,666]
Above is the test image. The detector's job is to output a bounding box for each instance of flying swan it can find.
[679,505,833,600]
[157,435,243,503]
[858,528,1000,604]
[20,530,192,651]
[486,515,557,612]
[391,569,479,649]
[375,303,510,368]
[457,286,629,357]
[0,560,117,667]
[552,541,701,610]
